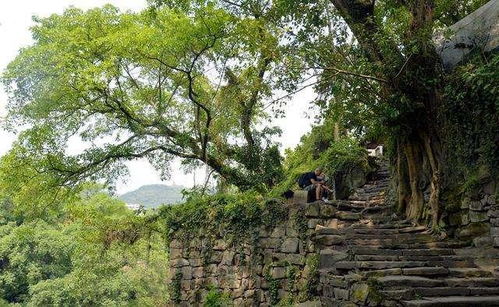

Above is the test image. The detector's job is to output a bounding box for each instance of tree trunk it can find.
[403,140,425,220]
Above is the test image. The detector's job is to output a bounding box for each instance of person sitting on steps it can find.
[317,170,335,201]
[298,167,330,202]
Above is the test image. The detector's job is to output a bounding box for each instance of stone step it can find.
[335,260,474,271]
[356,188,387,194]
[335,211,361,221]
[414,287,499,297]
[402,295,499,306]
[382,287,499,300]
[376,275,446,288]
[348,196,385,201]
[348,237,440,246]
[351,240,470,249]
[354,254,471,262]
[351,247,456,256]
[352,222,414,229]
[349,226,428,235]
[448,268,494,278]
[364,267,450,278]
[349,193,385,199]
[444,277,499,287]
[346,233,433,241]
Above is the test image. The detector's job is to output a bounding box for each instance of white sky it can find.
[0,0,317,194]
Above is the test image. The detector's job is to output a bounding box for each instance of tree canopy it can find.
[3,4,286,192]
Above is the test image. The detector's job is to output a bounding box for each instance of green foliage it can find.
[169,272,183,304]
[203,286,232,307]
[441,52,499,190]
[2,3,284,192]
[263,267,280,306]
[274,124,370,195]
[0,188,169,306]
[0,145,81,222]
[304,254,319,299]
[0,221,74,303]
[159,191,287,245]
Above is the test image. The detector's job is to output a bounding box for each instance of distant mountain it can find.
[119,184,184,208]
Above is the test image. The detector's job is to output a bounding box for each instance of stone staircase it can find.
[314,162,499,306]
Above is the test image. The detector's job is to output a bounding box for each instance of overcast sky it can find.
[0,0,317,194]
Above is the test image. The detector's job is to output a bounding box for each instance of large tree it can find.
[3,5,284,192]
[266,0,489,229]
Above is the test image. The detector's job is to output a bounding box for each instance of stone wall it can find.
[166,202,337,306]
[447,179,498,248]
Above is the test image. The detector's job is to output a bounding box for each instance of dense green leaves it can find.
[3,4,284,192]
[0,185,169,306]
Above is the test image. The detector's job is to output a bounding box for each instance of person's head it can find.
[314,167,323,176]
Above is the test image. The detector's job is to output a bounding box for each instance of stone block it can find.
[221,251,235,266]
[320,250,348,268]
[315,234,344,246]
[170,248,183,259]
[213,239,227,251]
[351,283,370,304]
[320,204,337,217]
[486,194,496,205]
[305,202,320,217]
[308,219,321,229]
[189,258,202,267]
[336,211,361,220]
[281,238,300,253]
[491,227,499,236]
[461,197,471,209]
[248,277,261,289]
[231,298,243,306]
[271,226,286,238]
[180,280,191,290]
[259,226,270,238]
[282,253,305,265]
[192,267,204,278]
[470,210,488,222]
[205,264,218,275]
[333,288,349,300]
[296,300,321,307]
[189,238,201,249]
[171,258,190,268]
[205,277,219,287]
[488,210,499,218]
[207,251,224,264]
[271,266,287,280]
[494,236,499,247]
[233,287,245,299]
[260,238,281,249]
[220,276,240,289]
[170,239,183,249]
[470,200,484,211]
[324,219,339,228]
[473,235,493,247]
[293,190,309,204]
[251,264,263,276]
[181,266,192,280]
[315,225,341,235]
[286,226,298,237]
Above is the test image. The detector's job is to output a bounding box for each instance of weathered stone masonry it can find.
[166,201,340,306]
